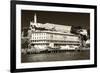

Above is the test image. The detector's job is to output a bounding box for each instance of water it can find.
[21,50,90,63]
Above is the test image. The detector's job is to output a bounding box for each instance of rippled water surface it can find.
[21,50,90,63]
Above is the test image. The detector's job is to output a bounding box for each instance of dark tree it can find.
[22,27,28,37]
[21,38,29,49]
[71,26,88,47]
[71,26,82,34]
[87,28,90,39]
[87,28,90,36]
[83,35,88,41]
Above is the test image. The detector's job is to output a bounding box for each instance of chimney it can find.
[34,13,37,24]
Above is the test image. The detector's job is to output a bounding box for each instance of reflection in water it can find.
[21,50,90,63]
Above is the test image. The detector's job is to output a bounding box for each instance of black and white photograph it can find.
[11,1,97,72]
[21,10,90,63]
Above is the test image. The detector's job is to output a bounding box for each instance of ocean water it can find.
[21,50,90,63]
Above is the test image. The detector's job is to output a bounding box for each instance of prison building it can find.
[24,14,81,50]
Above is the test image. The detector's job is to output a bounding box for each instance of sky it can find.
[21,10,90,30]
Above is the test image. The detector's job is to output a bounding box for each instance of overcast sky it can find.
[21,10,90,30]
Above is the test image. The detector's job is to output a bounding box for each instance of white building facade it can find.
[25,14,81,51]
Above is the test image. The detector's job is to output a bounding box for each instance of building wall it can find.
[28,15,81,49]
[30,31,80,47]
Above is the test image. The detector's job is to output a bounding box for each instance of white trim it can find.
[16,4,94,69]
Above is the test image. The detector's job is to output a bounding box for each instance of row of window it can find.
[31,33,79,41]
[32,33,46,36]
[31,40,80,43]
[31,36,79,41]
[32,32,77,37]
[31,36,47,39]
